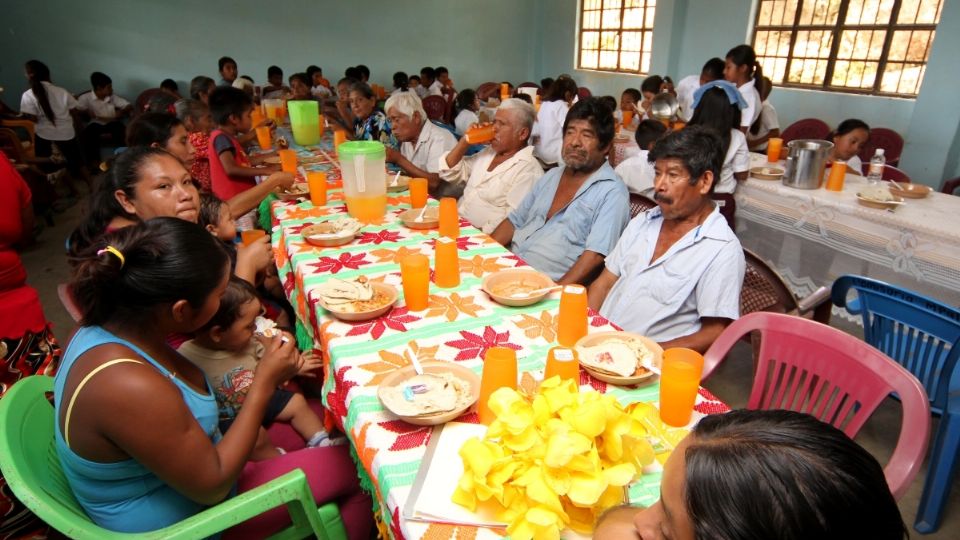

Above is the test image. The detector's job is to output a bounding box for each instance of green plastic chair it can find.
[0,376,348,540]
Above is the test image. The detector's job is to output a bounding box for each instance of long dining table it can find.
[264,130,730,539]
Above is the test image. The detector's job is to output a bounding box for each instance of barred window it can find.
[578,0,656,74]
[753,0,942,97]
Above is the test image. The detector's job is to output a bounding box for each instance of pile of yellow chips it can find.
[452,377,662,539]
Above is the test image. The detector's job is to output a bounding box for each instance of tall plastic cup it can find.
[659,348,705,427]
[338,141,387,222]
[478,347,518,424]
[287,100,321,146]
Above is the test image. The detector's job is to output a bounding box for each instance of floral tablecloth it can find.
[268,135,729,540]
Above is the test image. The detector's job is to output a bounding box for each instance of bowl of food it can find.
[750,166,784,180]
[276,183,310,201]
[378,361,480,426]
[856,186,904,210]
[399,207,440,230]
[481,269,556,307]
[313,277,397,321]
[888,183,931,199]
[386,174,411,193]
[575,332,663,386]
[301,218,363,247]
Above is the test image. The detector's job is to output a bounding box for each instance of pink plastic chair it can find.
[780,118,830,144]
[702,312,931,500]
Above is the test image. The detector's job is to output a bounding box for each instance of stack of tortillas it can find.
[577,338,653,377]
[314,278,373,307]
[380,373,473,416]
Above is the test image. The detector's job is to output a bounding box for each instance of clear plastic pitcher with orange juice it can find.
[338,141,387,223]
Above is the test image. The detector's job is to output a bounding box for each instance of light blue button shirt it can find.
[507,162,630,281]
[599,205,745,341]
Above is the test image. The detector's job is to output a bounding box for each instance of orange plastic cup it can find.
[438,197,459,239]
[317,115,325,138]
[400,254,430,311]
[767,137,784,163]
[434,237,460,288]
[307,171,327,206]
[659,348,705,427]
[409,178,428,208]
[826,160,847,192]
[255,126,272,150]
[464,124,495,144]
[557,285,588,347]
[333,130,347,153]
[622,110,634,129]
[240,229,266,246]
[544,347,579,383]
[278,149,298,174]
[251,107,265,128]
[478,346,518,424]
[672,121,686,131]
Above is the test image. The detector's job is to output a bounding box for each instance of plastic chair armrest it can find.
[796,286,831,315]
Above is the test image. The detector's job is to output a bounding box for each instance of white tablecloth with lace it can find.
[735,154,960,312]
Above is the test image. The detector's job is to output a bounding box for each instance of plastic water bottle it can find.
[867,148,885,185]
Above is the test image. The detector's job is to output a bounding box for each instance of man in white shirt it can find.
[589,126,745,352]
[676,57,725,122]
[384,91,457,196]
[76,71,131,164]
[438,98,543,233]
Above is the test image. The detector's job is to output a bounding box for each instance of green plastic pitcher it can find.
[287,100,320,146]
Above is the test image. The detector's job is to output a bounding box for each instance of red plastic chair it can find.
[475,82,499,102]
[702,312,931,500]
[577,87,593,100]
[134,88,165,114]
[859,127,904,167]
[780,118,830,144]
[939,176,959,195]
[628,193,656,218]
[860,163,911,183]
[421,95,447,122]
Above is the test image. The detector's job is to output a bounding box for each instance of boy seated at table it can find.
[614,88,641,131]
[614,119,668,197]
[262,65,290,99]
[77,71,132,165]
[178,278,340,459]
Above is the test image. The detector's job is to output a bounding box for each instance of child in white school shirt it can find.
[614,119,669,198]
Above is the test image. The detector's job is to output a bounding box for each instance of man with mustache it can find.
[588,126,745,352]
[490,98,630,285]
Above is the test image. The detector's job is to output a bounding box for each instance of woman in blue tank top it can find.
[55,217,371,538]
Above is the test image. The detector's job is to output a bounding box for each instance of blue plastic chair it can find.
[831,275,960,534]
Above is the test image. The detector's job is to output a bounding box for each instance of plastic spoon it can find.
[414,205,429,223]
[405,345,424,375]
[390,171,401,186]
[509,285,563,299]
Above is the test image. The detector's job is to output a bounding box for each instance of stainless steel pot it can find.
[650,92,679,120]
[782,139,834,189]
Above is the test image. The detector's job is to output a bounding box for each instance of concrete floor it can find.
[18,194,960,538]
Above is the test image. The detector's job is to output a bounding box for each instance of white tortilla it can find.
[380,373,472,417]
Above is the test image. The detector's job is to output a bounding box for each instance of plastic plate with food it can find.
[313,277,397,321]
[377,361,480,426]
[399,207,440,229]
[481,269,556,307]
[387,174,411,193]
[750,166,784,180]
[856,186,904,209]
[888,183,931,199]
[575,332,664,386]
[276,183,310,201]
[301,218,363,247]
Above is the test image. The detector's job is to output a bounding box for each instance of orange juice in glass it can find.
[767,137,783,163]
[278,149,298,174]
[438,197,459,239]
[345,194,387,222]
[478,346,518,424]
[434,237,460,288]
[240,229,266,246]
[622,110,634,129]
[400,254,430,311]
[251,107,265,127]
[409,178,428,208]
[659,348,704,427]
[544,347,579,383]
[557,285,588,347]
[255,126,272,150]
[825,160,846,191]
[307,171,327,206]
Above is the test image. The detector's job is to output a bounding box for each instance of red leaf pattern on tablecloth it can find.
[580,369,607,392]
[358,229,403,245]
[378,420,432,451]
[344,306,420,339]
[287,222,320,235]
[391,507,406,540]
[307,252,371,274]
[282,271,296,295]
[502,254,528,268]
[422,236,479,251]
[326,366,356,424]
[444,327,521,361]
[694,388,731,415]
[589,309,615,328]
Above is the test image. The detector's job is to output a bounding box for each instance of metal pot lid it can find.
[650,92,679,120]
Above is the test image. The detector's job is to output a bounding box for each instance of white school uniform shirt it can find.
[20,82,78,140]
[746,101,780,150]
[428,80,443,97]
[737,79,761,128]
[401,120,457,174]
[716,129,750,194]
[532,99,569,165]
[599,205,745,342]
[676,74,700,122]
[311,85,332,99]
[438,145,544,234]
[614,150,656,197]
[76,92,130,124]
[454,109,479,136]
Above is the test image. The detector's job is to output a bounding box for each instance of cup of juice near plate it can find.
[622,109,634,129]
[255,126,272,150]
[333,129,347,153]
[434,236,460,288]
[659,348,705,427]
[288,100,321,146]
[339,141,388,223]
[478,346,518,425]
[409,178,428,208]
[307,171,328,206]
[240,229,266,246]
[400,254,430,311]
[767,137,784,163]
[825,159,846,192]
[464,124,495,144]
[278,149,298,174]
[544,346,579,383]
[557,285,588,347]
[438,197,459,239]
